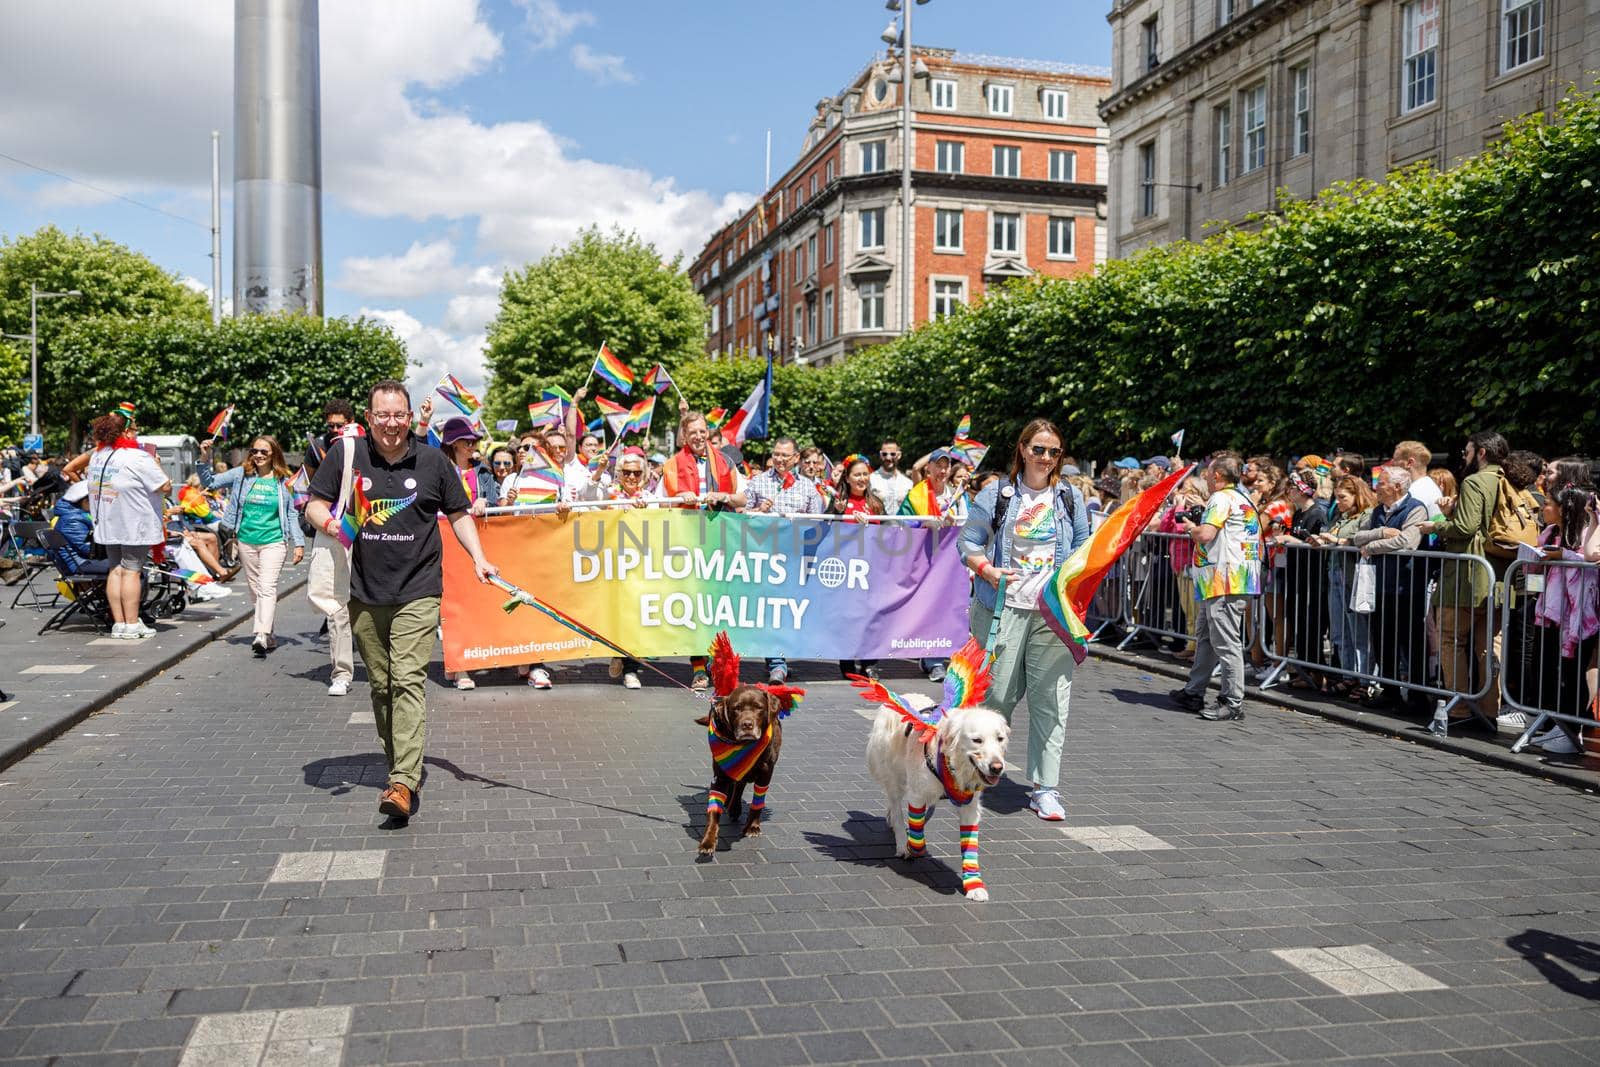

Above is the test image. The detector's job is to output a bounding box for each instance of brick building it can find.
[1101,0,1600,258]
[689,49,1111,367]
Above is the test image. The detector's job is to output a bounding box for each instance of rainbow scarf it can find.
[1039,465,1192,664]
[707,720,772,781]
[930,741,977,806]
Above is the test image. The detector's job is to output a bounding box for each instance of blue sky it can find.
[0,1,1110,397]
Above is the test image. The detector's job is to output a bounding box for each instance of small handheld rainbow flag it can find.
[288,466,310,510]
[950,438,988,468]
[171,569,214,585]
[178,485,213,520]
[705,407,727,430]
[623,395,655,437]
[526,398,563,429]
[592,395,630,436]
[1039,464,1193,663]
[955,414,972,440]
[643,363,675,396]
[591,343,634,395]
[542,385,574,412]
[205,405,234,441]
[514,467,564,505]
[436,373,481,415]
[329,477,368,549]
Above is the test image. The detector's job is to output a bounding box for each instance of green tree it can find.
[0,226,208,442]
[0,340,29,445]
[484,227,707,421]
[52,313,407,445]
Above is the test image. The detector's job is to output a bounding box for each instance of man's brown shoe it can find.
[378,783,414,818]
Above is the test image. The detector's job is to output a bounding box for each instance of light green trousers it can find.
[350,596,440,791]
[970,599,1076,789]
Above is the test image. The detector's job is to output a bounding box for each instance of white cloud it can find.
[361,306,487,405]
[517,0,595,51]
[337,240,501,301]
[569,43,635,85]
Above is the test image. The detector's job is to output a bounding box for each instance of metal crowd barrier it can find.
[1117,530,1197,650]
[1497,557,1600,753]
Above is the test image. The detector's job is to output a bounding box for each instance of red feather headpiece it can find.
[708,631,741,698]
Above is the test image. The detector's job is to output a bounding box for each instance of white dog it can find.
[855,640,1008,902]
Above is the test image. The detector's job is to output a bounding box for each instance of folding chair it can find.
[37,529,114,635]
[6,520,58,610]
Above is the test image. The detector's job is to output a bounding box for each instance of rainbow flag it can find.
[542,385,574,413]
[898,480,941,517]
[622,395,655,436]
[955,414,972,440]
[178,485,213,520]
[171,569,214,585]
[205,405,234,441]
[527,398,563,429]
[592,343,633,395]
[706,407,727,430]
[288,466,310,510]
[436,373,481,415]
[1040,464,1193,663]
[329,477,368,549]
[643,364,674,396]
[514,467,564,505]
[950,438,988,468]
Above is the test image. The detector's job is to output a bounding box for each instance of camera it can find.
[1177,504,1205,525]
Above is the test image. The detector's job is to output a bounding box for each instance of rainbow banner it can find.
[440,512,969,670]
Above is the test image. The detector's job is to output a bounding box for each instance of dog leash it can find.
[486,573,704,697]
[981,574,1007,666]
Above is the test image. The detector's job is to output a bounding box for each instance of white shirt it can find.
[870,468,913,515]
[1408,474,1443,513]
[87,447,168,546]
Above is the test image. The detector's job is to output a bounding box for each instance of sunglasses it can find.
[248,448,271,456]
[619,468,645,477]
[492,461,513,468]
[1028,445,1062,458]
[879,452,900,459]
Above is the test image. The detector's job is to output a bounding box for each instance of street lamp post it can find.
[885,0,930,337]
[25,284,84,437]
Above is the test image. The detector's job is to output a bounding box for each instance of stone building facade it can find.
[1101,0,1600,258]
[689,49,1111,367]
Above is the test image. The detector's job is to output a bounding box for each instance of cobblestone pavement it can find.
[1,595,1597,1066]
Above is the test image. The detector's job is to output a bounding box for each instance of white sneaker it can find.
[110,622,130,639]
[621,672,641,690]
[327,678,351,697]
[127,622,156,639]
[529,668,553,690]
[1029,788,1066,821]
[454,675,476,691]
[1496,711,1532,732]
[1538,730,1580,755]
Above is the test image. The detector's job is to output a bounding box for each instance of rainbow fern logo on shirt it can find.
[363,491,417,527]
[1012,500,1054,539]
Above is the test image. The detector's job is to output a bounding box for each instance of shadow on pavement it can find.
[1506,929,1600,1001]
[802,810,961,897]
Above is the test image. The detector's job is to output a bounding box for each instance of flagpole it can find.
[580,341,602,394]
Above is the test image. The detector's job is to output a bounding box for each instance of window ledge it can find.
[1047,253,1079,262]
[1488,54,1549,90]
[934,246,966,255]
[1387,101,1438,130]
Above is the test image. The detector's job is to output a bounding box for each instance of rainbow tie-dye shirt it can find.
[1192,488,1262,598]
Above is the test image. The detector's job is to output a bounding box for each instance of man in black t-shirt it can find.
[306,380,497,822]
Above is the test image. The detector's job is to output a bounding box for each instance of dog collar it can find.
[925,740,977,807]
[708,720,772,781]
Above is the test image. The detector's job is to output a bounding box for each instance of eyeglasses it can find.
[248,448,270,456]
[370,412,410,424]
[1028,445,1063,458]
[879,452,900,459]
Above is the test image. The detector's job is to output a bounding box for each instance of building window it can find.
[991,212,1020,254]
[859,280,884,330]
[933,279,965,319]
[1401,0,1439,113]
[931,78,956,110]
[859,207,884,249]
[1242,83,1266,173]
[725,297,733,326]
[1048,217,1075,259]
[1502,0,1544,72]
[1290,65,1311,157]
[711,261,720,279]
[1138,141,1156,218]
[810,174,818,197]
[1042,88,1068,120]
[709,304,720,333]
[823,223,834,265]
[1141,17,1160,71]
[1214,103,1232,186]
[825,159,835,183]
[1219,0,1236,24]
[935,209,963,252]
[725,249,733,268]
[935,139,964,173]
[986,83,1013,115]
[1048,149,1076,182]
[794,305,805,346]
[993,144,1021,178]
[861,140,886,173]
[821,289,834,341]
[808,302,817,346]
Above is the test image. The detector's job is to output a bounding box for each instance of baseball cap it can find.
[62,480,89,504]
[928,447,959,464]
[1112,456,1140,470]
[439,416,481,446]
[648,453,666,465]
[1142,455,1172,471]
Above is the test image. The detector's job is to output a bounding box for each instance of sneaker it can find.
[926,663,947,683]
[768,666,788,684]
[1496,711,1532,732]
[691,670,710,692]
[1029,789,1066,821]
[1169,688,1204,713]
[110,622,130,639]
[529,668,553,690]
[127,622,156,639]
[621,672,642,690]
[1538,730,1580,755]
[608,657,624,679]
[454,675,476,691]
[1200,703,1245,722]
[327,678,351,697]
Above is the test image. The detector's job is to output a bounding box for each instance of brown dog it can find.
[694,684,783,855]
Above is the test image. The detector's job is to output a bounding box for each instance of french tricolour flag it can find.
[720,352,772,446]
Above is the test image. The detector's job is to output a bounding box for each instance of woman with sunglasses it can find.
[959,418,1090,821]
[199,434,305,656]
[488,446,517,499]
[576,447,657,688]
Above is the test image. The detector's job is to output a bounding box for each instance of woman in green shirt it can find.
[200,435,305,656]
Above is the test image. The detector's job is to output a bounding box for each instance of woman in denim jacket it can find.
[959,418,1091,821]
[200,436,304,655]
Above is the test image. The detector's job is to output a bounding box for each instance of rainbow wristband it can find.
[960,824,984,893]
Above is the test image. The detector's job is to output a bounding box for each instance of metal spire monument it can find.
[232,0,323,316]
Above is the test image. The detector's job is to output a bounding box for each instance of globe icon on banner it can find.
[815,558,848,589]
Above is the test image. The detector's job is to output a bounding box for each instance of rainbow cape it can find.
[1040,464,1193,663]
[592,343,633,394]
[526,398,563,429]
[436,373,481,415]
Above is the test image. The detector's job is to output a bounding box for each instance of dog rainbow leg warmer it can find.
[706,790,727,817]
[749,784,768,812]
[905,804,929,856]
[959,824,984,894]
